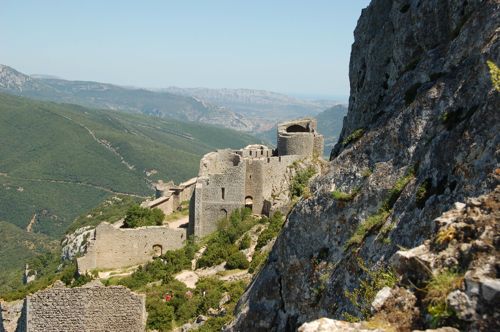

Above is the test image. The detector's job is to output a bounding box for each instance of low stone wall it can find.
[77,222,186,273]
[22,281,145,332]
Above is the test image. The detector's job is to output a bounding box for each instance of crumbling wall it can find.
[23,282,146,332]
[77,222,186,273]
[277,118,324,157]
[0,300,23,332]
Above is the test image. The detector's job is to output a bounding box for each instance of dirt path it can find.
[168,215,189,229]
[26,213,36,232]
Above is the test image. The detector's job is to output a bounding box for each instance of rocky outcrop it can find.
[230,0,499,330]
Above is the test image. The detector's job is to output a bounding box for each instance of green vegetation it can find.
[238,233,251,250]
[331,188,360,202]
[197,208,257,269]
[105,236,246,331]
[123,205,165,228]
[487,60,500,91]
[416,179,432,208]
[0,221,59,295]
[165,200,190,222]
[342,128,365,146]
[424,270,463,327]
[226,252,250,270]
[346,167,415,248]
[290,167,316,199]
[0,92,257,294]
[255,212,285,251]
[344,259,398,319]
[66,195,140,233]
[248,251,268,274]
[0,92,256,236]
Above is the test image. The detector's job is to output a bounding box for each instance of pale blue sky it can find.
[1,1,370,99]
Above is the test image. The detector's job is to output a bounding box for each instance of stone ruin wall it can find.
[20,283,145,332]
[77,222,186,273]
[0,300,24,332]
[189,151,246,237]
[244,154,302,216]
[145,178,196,216]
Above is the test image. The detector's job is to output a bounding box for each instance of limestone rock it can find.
[446,290,475,321]
[298,318,385,332]
[229,0,499,330]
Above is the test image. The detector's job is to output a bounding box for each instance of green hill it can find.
[0,92,257,238]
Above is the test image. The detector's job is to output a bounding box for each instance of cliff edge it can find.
[230,0,499,330]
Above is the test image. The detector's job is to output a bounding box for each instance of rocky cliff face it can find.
[230,0,499,330]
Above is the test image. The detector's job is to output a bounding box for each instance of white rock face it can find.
[61,226,95,261]
[298,318,385,332]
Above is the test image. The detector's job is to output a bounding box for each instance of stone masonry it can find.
[17,281,146,332]
[77,222,186,273]
[189,118,323,237]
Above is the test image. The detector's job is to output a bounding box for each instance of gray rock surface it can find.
[229,0,499,330]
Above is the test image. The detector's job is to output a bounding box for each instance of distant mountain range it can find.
[164,87,337,131]
[0,64,253,131]
[0,65,340,133]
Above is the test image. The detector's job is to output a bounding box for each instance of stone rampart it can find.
[77,222,186,273]
[21,282,145,332]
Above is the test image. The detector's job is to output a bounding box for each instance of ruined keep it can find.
[6,281,146,332]
[189,118,323,237]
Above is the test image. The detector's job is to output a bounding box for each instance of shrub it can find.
[342,128,365,146]
[146,296,175,331]
[249,251,268,274]
[225,252,249,270]
[332,188,360,202]
[123,205,165,228]
[239,234,251,250]
[424,270,463,327]
[344,259,398,319]
[197,208,257,269]
[255,212,285,251]
[290,167,316,199]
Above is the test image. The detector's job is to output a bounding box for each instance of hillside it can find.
[315,104,348,153]
[0,65,252,131]
[231,0,499,330]
[0,92,257,239]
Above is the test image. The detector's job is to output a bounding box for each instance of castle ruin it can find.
[76,118,323,272]
[189,118,323,237]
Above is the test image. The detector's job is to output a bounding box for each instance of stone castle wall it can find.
[189,150,246,237]
[22,282,145,332]
[77,222,186,273]
[277,118,323,157]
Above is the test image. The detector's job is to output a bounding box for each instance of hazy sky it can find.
[1,1,370,99]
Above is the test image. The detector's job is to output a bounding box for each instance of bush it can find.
[197,208,257,268]
[290,167,316,199]
[248,251,268,274]
[239,234,251,250]
[424,270,463,327]
[255,212,285,251]
[344,259,398,319]
[123,205,165,228]
[342,128,364,146]
[225,252,249,270]
[331,188,360,202]
[146,296,175,331]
